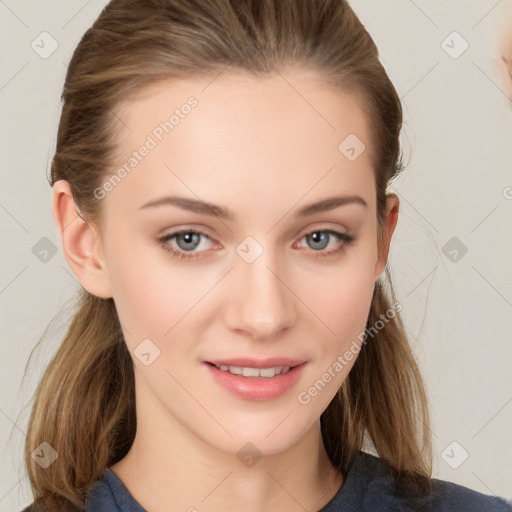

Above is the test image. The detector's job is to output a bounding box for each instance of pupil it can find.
[309,231,328,250]
[178,232,199,250]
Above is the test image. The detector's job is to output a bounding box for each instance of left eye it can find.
[157,228,355,261]
[297,230,349,251]
[294,229,356,259]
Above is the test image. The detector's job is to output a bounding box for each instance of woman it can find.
[21,0,512,510]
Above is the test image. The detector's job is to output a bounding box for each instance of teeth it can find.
[216,365,292,378]
[242,367,260,377]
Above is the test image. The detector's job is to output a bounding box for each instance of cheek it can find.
[305,245,378,345]
[294,258,377,408]
[105,239,230,369]
[106,240,198,345]
[328,268,375,333]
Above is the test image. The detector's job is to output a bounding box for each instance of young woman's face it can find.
[95,68,395,456]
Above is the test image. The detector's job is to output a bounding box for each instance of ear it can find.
[374,193,399,281]
[52,180,113,298]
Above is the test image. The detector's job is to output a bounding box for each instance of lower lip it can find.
[204,362,307,401]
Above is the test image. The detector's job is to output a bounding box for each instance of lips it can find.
[204,360,308,401]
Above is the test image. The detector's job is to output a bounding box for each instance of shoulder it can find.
[19,476,117,512]
[323,451,512,512]
[427,477,512,512]
[365,452,512,511]
[18,473,122,512]
[84,468,146,511]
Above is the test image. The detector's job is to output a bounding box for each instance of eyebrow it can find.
[138,194,368,220]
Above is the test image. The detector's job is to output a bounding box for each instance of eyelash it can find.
[157,227,356,262]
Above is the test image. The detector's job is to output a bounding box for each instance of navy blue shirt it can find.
[81,451,512,511]
[21,451,511,511]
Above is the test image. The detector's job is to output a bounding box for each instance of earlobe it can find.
[374,193,400,281]
[52,180,113,298]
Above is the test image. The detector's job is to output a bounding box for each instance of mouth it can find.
[203,358,308,401]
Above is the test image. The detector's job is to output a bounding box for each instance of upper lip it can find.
[206,358,307,369]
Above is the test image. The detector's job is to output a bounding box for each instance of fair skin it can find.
[53,67,399,512]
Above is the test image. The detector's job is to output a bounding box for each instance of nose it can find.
[223,248,296,341]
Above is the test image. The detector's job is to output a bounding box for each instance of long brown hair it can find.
[20,0,432,509]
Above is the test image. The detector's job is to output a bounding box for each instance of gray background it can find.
[1,0,511,510]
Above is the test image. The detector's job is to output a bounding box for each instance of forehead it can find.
[105,68,375,218]
[114,67,371,145]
